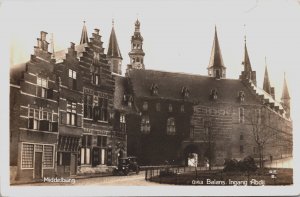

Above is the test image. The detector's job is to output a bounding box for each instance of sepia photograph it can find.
[1,0,300,196]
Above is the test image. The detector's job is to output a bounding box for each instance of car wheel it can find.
[123,169,129,175]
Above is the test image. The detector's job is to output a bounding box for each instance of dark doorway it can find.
[34,152,42,179]
[92,148,100,167]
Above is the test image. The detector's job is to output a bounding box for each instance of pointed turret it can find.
[263,58,275,99]
[263,65,271,94]
[127,19,145,70]
[281,73,290,100]
[107,20,122,75]
[240,37,257,85]
[80,21,89,44]
[207,26,226,79]
[281,73,291,119]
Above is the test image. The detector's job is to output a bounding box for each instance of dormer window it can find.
[238,91,245,102]
[150,84,159,95]
[143,101,148,111]
[181,87,190,98]
[210,89,218,100]
[123,94,133,107]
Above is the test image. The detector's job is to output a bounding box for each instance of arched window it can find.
[141,115,150,134]
[167,118,176,135]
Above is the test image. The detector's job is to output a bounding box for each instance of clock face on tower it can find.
[134,62,143,69]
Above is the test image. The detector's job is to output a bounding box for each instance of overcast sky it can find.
[2,0,300,103]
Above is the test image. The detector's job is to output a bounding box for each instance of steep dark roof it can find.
[208,27,226,69]
[107,27,122,59]
[10,62,27,86]
[126,69,284,111]
[127,69,260,104]
[243,41,252,72]
[113,74,137,113]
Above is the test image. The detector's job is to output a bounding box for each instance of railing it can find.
[144,166,218,181]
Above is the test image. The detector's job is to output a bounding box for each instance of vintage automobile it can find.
[112,156,140,175]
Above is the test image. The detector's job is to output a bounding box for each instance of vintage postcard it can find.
[1,0,300,196]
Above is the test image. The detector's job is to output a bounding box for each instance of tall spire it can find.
[263,58,271,94]
[80,21,89,44]
[281,72,290,100]
[207,26,226,79]
[107,20,122,59]
[107,19,123,75]
[240,36,257,85]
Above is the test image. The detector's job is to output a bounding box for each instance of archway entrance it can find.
[183,144,199,167]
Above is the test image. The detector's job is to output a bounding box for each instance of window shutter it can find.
[28,118,34,129]
[37,87,42,97]
[52,122,58,132]
[77,103,82,115]
[47,88,53,99]
[77,115,82,127]
[68,78,73,89]
[60,112,67,124]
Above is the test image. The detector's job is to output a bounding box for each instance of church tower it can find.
[281,73,291,119]
[127,19,145,70]
[207,26,226,79]
[239,37,257,85]
[107,20,123,75]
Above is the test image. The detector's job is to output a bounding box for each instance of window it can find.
[167,118,176,135]
[95,74,100,85]
[240,145,244,153]
[143,101,148,111]
[43,145,54,168]
[141,115,150,134]
[28,108,57,132]
[36,77,51,98]
[168,104,173,112]
[84,95,93,119]
[255,109,261,124]
[97,136,107,147]
[156,103,160,111]
[67,101,77,125]
[239,107,244,123]
[21,143,34,168]
[210,89,218,100]
[120,114,126,132]
[240,134,244,140]
[182,87,190,98]
[181,105,185,112]
[151,84,159,95]
[238,91,245,102]
[68,69,77,89]
[81,135,92,165]
[28,108,39,130]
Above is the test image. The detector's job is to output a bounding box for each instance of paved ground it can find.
[18,171,162,186]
